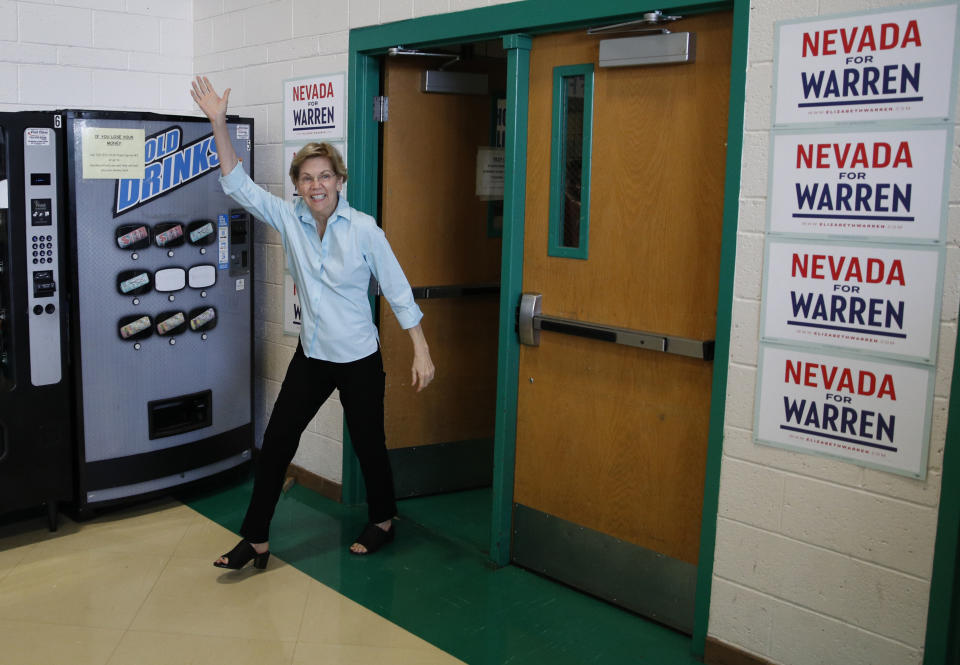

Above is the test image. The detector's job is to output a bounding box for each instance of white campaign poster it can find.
[761,239,942,363]
[284,73,345,142]
[773,3,959,125]
[755,344,933,477]
[283,272,301,337]
[767,127,950,241]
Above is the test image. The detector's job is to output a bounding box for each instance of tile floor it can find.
[0,500,463,665]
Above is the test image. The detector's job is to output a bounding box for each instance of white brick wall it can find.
[0,0,193,112]
[712,0,960,663]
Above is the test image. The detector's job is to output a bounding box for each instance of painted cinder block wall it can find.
[2,1,957,663]
[713,0,960,663]
[0,0,194,115]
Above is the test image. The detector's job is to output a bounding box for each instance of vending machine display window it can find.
[154,222,185,248]
[154,310,187,336]
[188,306,217,332]
[118,314,153,341]
[116,269,152,296]
[187,219,217,246]
[187,264,216,289]
[115,224,151,251]
[154,267,186,292]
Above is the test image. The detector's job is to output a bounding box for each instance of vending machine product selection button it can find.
[187,220,216,245]
[116,270,152,295]
[154,268,185,292]
[154,222,185,248]
[116,224,150,250]
[156,311,186,336]
[119,315,153,341]
[188,265,216,289]
[188,306,216,331]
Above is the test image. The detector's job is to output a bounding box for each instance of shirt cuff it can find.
[394,305,424,330]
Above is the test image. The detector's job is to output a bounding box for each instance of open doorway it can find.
[377,39,508,556]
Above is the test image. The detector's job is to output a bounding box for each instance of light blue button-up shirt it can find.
[221,164,422,363]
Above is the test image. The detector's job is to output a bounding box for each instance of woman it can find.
[190,76,435,566]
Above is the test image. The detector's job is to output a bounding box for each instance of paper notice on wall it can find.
[476,147,504,200]
[81,127,145,180]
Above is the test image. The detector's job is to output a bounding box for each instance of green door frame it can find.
[343,1,747,656]
[925,297,960,664]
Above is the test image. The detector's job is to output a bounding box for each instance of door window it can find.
[548,64,593,259]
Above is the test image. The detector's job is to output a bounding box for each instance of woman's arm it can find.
[407,324,435,392]
[190,76,239,177]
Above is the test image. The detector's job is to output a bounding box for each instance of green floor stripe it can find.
[183,478,700,665]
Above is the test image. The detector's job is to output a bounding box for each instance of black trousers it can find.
[239,343,396,543]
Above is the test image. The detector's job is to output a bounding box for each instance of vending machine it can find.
[0,113,74,528]
[0,110,255,522]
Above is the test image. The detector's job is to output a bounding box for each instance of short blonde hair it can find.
[289,142,348,186]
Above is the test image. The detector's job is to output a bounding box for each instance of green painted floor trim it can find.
[184,479,702,665]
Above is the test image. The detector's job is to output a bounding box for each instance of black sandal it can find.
[213,539,270,570]
[350,523,395,555]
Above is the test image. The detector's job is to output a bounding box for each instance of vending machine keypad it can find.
[22,128,62,386]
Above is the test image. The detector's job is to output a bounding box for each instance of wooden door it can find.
[512,13,732,632]
[380,55,503,497]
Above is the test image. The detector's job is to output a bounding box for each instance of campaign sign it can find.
[768,127,950,241]
[283,73,345,142]
[761,239,942,363]
[284,272,301,336]
[755,343,933,478]
[773,3,959,125]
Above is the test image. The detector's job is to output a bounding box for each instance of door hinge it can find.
[373,96,389,122]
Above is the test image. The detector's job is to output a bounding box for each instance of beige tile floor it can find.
[0,500,464,665]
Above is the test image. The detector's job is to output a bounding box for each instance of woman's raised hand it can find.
[190,76,230,123]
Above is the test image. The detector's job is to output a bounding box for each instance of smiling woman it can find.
[189,74,436,563]
[288,141,347,228]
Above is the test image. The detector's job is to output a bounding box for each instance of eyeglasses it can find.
[298,172,336,186]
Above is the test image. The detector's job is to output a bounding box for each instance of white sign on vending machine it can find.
[767,127,950,242]
[773,2,959,125]
[755,344,934,478]
[761,239,942,363]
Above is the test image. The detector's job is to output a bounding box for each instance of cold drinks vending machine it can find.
[0,110,255,522]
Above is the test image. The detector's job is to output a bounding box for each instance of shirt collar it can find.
[296,194,351,227]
